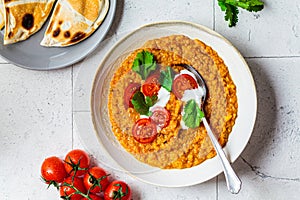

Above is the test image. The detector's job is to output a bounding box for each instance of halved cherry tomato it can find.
[124,83,141,109]
[142,72,161,96]
[60,176,87,200]
[172,74,198,99]
[83,167,110,194]
[64,149,90,177]
[104,180,131,200]
[132,118,157,143]
[41,156,67,185]
[150,106,170,129]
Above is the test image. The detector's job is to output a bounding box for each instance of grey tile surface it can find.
[0,0,299,199]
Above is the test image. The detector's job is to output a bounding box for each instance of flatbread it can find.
[0,0,5,29]
[40,0,109,47]
[4,0,56,45]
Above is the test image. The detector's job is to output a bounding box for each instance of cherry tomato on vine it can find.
[83,167,110,194]
[150,106,170,129]
[132,118,157,144]
[41,156,67,187]
[172,74,198,99]
[64,149,90,177]
[124,83,141,109]
[104,180,131,200]
[60,177,86,200]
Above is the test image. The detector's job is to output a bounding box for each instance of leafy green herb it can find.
[131,91,157,116]
[217,0,264,27]
[183,99,205,128]
[145,95,158,107]
[159,66,175,92]
[132,50,157,80]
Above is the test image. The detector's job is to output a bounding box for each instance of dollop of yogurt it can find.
[149,87,170,112]
[179,70,205,129]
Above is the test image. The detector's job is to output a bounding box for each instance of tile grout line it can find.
[71,65,74,150]
[213,0,216,31]
[216,176,219,200]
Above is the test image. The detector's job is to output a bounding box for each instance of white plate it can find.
[0,0,116,70]
[76,21,257,187]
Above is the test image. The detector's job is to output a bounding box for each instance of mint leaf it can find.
[132,51,157,80]
[183,100,205,128]
[159,66,175,92]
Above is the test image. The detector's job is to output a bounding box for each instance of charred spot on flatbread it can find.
[70,32,86,43]
[8,31,13,38]
[4,0,12,3]
[22,13,34,30]
[64,31,71,38]
[53,28,61,37]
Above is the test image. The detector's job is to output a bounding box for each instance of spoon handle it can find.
[202,117,242,194]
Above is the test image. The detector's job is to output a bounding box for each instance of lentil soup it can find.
[108,35,238,169]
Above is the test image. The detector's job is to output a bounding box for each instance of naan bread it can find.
[0,0,5,29]
[3,0,55,45]
[40,0,109,47]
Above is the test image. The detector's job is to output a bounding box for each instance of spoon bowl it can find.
[180,64,242,194]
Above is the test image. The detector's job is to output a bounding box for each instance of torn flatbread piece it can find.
[3,0,56,45]
[0,0,4,29]
[40,0,109,47]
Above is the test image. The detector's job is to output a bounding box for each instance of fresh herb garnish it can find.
[217,0,264,27]
[132,50,157,80]
[183,99,204,128]
[159,66,175,92]
[131,91,157,116]
[145,95,158,107]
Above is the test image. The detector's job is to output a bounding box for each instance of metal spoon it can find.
[179,64,242,194]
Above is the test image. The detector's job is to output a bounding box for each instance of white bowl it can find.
[90,21,257,187]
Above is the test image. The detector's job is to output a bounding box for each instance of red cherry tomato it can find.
[64,149,90,177]
[60,177,87,200]
[41,156,67,184]
[81,194,103,200]
[172,74,198,99]
[124,83,141,109]
[83,167,110,194]
[104,180,131,200]
[132,118,157,144]
[150,106,170,129]
[142,72,161,96]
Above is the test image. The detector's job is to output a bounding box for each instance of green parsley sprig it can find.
[217,0,264,27]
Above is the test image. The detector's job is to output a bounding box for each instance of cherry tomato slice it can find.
[150,106,170,129]
[142,72,161,96]
[132,118,157,143]
[124,83,141,109]
[172,74,198,99]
